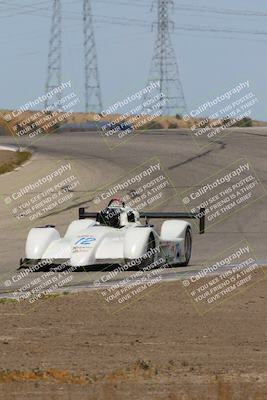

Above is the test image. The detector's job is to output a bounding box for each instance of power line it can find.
[174,4,267,18]
[174,24,267,36]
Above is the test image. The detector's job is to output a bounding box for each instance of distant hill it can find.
[0,109,266,137]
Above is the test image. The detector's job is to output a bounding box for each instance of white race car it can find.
[20,199,205,270]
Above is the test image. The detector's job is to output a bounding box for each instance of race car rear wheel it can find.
[139,233,156,270]
[181,227,192,267]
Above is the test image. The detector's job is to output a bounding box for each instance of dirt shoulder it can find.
[0,279,266,400]
[0,150,31,174]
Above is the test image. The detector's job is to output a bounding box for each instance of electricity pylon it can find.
[83,0,103,113]
[146,0,187,116]
[45,0,62,110]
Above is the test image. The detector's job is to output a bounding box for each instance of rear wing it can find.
[139,208,205,234]
[79,207,205,234]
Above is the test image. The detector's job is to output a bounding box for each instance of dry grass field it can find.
[0,280,267,400]
[0,150,31,174]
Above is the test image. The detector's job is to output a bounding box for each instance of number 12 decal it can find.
[75,237,96,246]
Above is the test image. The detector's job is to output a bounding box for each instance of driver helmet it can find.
[97,207,121,228]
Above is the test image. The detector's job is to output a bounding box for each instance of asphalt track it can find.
[0,128,266,296]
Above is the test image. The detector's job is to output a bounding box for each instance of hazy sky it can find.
[0,0,267,120]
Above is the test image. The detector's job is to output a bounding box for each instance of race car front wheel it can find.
[139,233,156,270]
[181,227,192,267]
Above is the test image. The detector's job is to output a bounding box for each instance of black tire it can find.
[180,227,192,267]
[138,232,156,270]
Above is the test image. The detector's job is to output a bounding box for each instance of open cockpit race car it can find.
[19,198,205,270]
